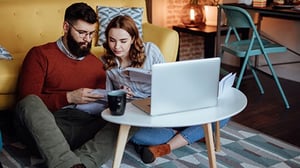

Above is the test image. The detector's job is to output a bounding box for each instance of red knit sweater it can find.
[18,42,106,112]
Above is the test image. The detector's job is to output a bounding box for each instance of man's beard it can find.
[67,32,91,58]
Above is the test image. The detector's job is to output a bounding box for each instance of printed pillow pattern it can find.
[96,6,143,46]
[0,45,13,60]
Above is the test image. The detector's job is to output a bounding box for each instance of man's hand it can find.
[66,88,104,104]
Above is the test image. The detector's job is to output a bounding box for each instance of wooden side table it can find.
[173,24,249,60]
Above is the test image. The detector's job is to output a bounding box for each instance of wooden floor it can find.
[223,64,300,147]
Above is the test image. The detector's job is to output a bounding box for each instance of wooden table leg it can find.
[203,123,217,168]
[112,124,131,168]
[214,121,221,152]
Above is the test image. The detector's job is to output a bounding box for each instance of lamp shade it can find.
[181,1,205,27]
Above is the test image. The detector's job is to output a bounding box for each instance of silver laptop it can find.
[131,57,221,116]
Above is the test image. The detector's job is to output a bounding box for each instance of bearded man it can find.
[13,3,136,168]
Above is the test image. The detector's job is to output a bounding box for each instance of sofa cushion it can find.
[0,45,13,60]
[96,6,143,46]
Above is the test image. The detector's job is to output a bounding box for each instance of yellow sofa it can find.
[0,0,179,111]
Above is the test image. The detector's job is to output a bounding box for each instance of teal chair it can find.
[219,5,290,109]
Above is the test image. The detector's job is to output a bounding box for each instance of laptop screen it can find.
[149,57,221,116]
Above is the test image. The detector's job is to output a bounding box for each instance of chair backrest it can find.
[220,5,262,44]
[220,5,256,29]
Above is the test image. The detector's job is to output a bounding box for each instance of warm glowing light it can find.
[190,8,195,21]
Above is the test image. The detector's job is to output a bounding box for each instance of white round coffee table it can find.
[102,87,247,168]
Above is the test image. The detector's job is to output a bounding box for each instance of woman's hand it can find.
[66,88,104,104]
[120,85,134,99]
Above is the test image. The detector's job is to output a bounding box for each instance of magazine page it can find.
[123,67,152,84]
[62,89,108,115]
[218,72,236,97]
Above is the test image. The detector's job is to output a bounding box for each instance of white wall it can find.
[262,18,300,54]
[152,0,168,27]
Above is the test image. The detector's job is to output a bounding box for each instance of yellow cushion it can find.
[143,23,179,62]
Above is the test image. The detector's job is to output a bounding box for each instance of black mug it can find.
[107,90,127,116]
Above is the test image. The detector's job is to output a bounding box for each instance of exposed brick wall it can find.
[164,0,205,60]
[178,33,205,60]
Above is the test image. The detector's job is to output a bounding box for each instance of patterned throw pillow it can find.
[0,45,13,60]
[96,6,143,46]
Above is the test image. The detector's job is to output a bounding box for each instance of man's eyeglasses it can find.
[68,22,96,38]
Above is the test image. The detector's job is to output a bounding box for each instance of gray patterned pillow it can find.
[96,6,143,46]
[0,45,13,60]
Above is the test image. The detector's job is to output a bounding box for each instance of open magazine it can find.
[62,89,108,116]
[218,72,236,97]
[122,67,152,84]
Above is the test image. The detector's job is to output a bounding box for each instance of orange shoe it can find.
[141,144,171,163]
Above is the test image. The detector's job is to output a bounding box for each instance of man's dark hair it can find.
[64,2,97,24]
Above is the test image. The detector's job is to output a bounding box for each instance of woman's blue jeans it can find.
[131,118,230,145]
